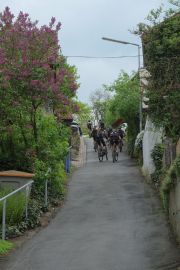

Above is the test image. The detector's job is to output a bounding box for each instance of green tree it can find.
[74,102,92,133]
[104,71,139,155]
[90,89,110,123]
[0,8,78,170]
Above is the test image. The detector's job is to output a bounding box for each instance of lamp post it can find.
[102,37,142,132]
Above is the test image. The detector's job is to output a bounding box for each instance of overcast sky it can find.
[0,0,171,103]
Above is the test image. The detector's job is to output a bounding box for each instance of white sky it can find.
[0,0,171,103]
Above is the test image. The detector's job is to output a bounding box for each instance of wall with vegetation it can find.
[140,11,180,241]
[169,179,180,242]
[142,118,162,179]
[142,13,180,141]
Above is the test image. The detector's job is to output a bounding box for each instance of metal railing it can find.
[0,147,72,240]
[65,146,72,173]
[0,180,33,240]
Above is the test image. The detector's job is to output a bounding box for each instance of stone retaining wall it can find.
[169,179,180,242]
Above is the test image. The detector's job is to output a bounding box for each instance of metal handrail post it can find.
[2,199,7,240]
[67,151,70,173]
[25,186,29,220]
[69,148,71,169]
[68,146,72,173]
[68,151,71,173]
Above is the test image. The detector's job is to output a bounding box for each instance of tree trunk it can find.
[31,104,38,154]
[19,112,28,148]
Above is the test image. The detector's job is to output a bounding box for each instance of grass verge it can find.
[0,240,14,255]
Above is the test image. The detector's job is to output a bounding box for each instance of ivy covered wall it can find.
[142,13,180,141]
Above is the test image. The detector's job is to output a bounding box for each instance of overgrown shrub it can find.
[151,144,180,211]
[151,144,164,170]
[0,123,35,172]
[32,113,69,199]
[151,143,165,186]
[160,155,180,210]
[134,130,144,163]
[0,113,71,238]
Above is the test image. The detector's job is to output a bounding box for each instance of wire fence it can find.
[0,180,33,240]
[0,146,72,240]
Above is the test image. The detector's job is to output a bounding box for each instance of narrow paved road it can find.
[1,139,180,270]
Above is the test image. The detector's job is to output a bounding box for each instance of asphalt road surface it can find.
[1,139,180,270]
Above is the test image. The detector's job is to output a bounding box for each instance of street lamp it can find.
[102,37,142,132]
